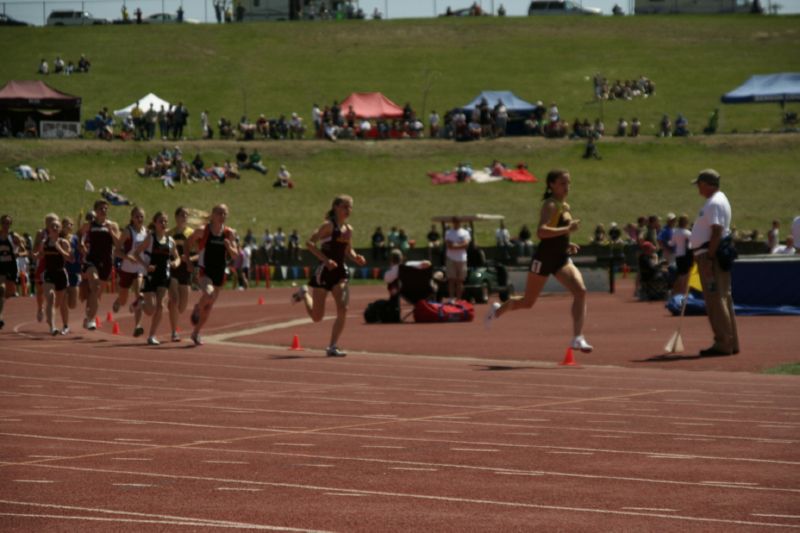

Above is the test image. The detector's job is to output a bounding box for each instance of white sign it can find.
[40,121,81,139]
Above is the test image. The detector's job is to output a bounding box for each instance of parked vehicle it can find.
[47,10,109,25]
[145,13,199,23]
[432,214,515,304]
[0,13,29,26]
[528,0,602,15]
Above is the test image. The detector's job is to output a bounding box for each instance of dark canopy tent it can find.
[721,73,800,106]
[460,90,538,135]
[0,80,81,136]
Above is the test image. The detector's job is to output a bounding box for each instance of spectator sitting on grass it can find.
[629,117,641,137]
[273,165,294,188]
[616,117,628,137]
[674,114,690,137]
[659,114,672,137]
[38,59,49,75]
[218,117,234,139]
[289,113,305,139]
[77,54,90,73]
[239,116,256,140]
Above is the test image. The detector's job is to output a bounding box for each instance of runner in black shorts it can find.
[38,218,72,335]
[168,207,195,342]
[60,217,81,334]
[485,169,593,354]
[133,211,180,346]
[185,204,238,346]
[291,195,366,357]
[0,214,27,330]
[78,200,120,330]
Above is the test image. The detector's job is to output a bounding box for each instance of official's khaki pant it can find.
[695,252,739,353]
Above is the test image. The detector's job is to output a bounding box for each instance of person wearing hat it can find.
[689,169,739,356]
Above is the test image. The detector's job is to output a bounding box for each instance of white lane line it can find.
[591,435,629,439]
[673,438,715,442]
[434,416,471,420]
[759,424,795,429]
[625,408,658,412]
[702,481,760,486]
[361,445,404,449]
[14,480,55,484]
[672,423,714,427]
[113,483,153,488]
[494,472,544,477]
[425,430,462,434]
[507,432,540,437]
[203,460,249,465]
[507,418,550,422]
[114,438,152,442]
[293,464,335,468]
[623,507,677,512]
[753,514,800,519]
[547,451,593,456]
[204,317,318,342]
[274,443,315,447]
[28,455,65,459]
[51,420,83,424]
[648,454,694,460]
[324,493,368,497]
[587,420,628,424]
[346,428,384,432]
[112,458,153,462]
[0,419,23,422]
[389,467,438,472]
[0,499,330,531]
[216,487,263,492]
[451,448,499,453]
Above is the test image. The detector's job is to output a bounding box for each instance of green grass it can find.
[762,362,800,375]
[2,135,798,247]
[1,16,799,245]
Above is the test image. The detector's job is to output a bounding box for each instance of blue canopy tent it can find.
[460,90,539,135]
[721,73,800,105]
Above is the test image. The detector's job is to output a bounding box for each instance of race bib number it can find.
[530,260,542,274]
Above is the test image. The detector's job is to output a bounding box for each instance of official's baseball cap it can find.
[692,168,720,186]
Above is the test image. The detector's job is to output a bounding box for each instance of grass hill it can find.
[1,16,799,245]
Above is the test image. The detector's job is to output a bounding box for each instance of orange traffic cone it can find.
[622,263,630,279]
[112,321,120,335]
[258,296,265,305]
[95,316,102,328]
[290,334,303,351]
[106,311,114,323]
[559,347,578,367]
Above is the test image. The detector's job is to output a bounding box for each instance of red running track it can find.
[0,282,798,531]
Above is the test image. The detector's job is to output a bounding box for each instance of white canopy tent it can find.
[113,93,171,118]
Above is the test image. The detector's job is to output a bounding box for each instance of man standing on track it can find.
[689,169,739,356]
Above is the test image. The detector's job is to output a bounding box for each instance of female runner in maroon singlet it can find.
[37,217,72,335]
[292,195,366,357]
[78,200,121,330]
[484,169,593,353]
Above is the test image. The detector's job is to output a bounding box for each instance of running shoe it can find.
[133,325,145,337]
[147,336,160,346]
[112,299,120,313]
[484,302,501,330]
[571,335,594,353]
[291,284,308,304]
[51,328,60,336]
[191,331,203,346]
[37,309,44,322]
[190,306,200,325]
[60,325,70,336]
[171,331,180,342]
[84,318,97,330]
[326,346,347,357]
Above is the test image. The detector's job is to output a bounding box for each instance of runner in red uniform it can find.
[78,200,121,330]
[292,195,366,357]
[184,204,238,346]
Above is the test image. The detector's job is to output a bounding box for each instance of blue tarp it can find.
[666,293,800,317]
[460,91,538,113]
[721,73,800,104]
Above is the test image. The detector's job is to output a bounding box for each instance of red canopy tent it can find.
[0,80,81,137]
[339,92,404,119]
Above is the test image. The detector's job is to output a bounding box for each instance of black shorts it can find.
[83,258,112,281]
[143,273,170,292]
[170,263,192,285]
[529,252,569,277]
[675,254,693,275]
[67,270,80,288]
[0,262,18,283]
[200,266,225,288]
[44,269,68,291]
[308,263,349,291]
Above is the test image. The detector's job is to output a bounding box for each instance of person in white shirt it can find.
[771,236,795,255]
[444,218,470,299]
[766,220,780,251]
[668,214,692,296]
[791,216,800,254]
[689,169,739,356]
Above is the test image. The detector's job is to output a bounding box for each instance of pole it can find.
[384,0,388,18]
[204,0,207,22]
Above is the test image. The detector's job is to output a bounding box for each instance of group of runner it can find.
[2,178,593,357]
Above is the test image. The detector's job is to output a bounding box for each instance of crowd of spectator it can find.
[136,145,240,187]
[593,74,655,101]
[38,54,91,76]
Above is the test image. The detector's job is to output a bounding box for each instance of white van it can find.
[47,10,109,26]
[528,1,602,15]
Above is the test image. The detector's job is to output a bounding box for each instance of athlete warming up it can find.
[186,204,238,346]
[133,212,180,346]
[485,169,593,353]
[292,194,366,357]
